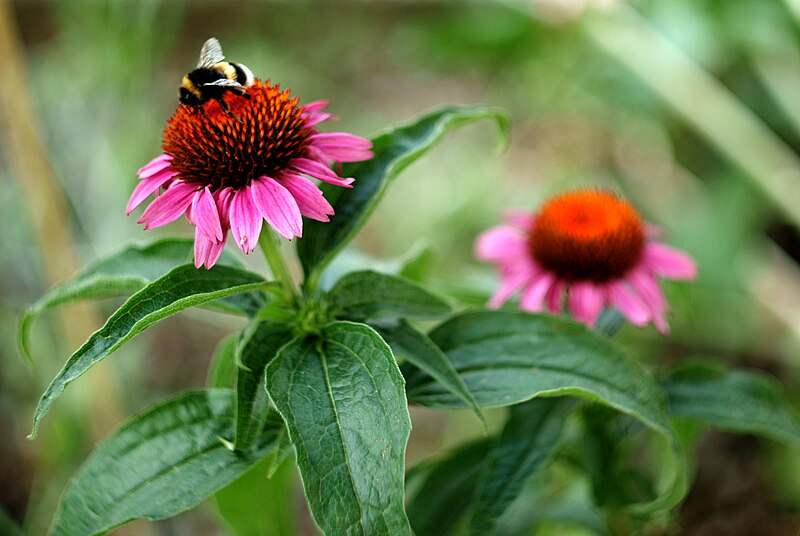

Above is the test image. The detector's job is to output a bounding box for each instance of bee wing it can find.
[197,37,225,68]
[202,79,244,88]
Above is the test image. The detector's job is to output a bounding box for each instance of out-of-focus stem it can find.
[0,1,124,436]
[259,230,296,303]
[585,5,800,228]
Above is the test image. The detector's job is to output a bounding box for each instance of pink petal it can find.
[302,100,329,114]
[301,101,333,127]
[192,187,223,242]
[137,154,172,178]
[138,181,196,229]
[279,173,335,222]
[229,187,263,253]
[215,187,233,227]
[488,267,534,308]
[305,112,334,127]
[644,243,697,280]
[309,133,373,162]
[250,176,303,240]
[502,211,535,231]
[126,168,176,215]
[475,226,530,263]
[290,158,354,188]
[194,225,226,269]
[606,281,650,327]
[546,280,566,313]
[627,269,669,334]
[568,281,605,326]
[519,272,556,311]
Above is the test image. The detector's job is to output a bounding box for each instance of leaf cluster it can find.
[19,106,800,536]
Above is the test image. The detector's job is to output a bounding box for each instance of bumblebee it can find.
[179,37,254,117]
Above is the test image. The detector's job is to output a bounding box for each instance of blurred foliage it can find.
[4,0,800,534]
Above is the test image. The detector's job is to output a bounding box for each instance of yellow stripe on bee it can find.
[182,75,202,99]
[213,62,237,81]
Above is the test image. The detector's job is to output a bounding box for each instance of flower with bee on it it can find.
[476,189,697,333]
[127,42,372,269]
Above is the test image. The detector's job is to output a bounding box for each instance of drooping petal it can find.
[126,168,176,215]
[136,154,172,178]
[475,226,530,263]
[568,281,605,326]
[519,272,556,311]
[229,187,263,253]
[250,176,303,240]
[191,187,223,242]
[545,280,566,313]
[643,243,697,280]
[193,225,226,270]
[138,181,196,230]
[215,187,233,229]
[627,269,669,333]
[488,267,534,308]
[606,281,650,327]
[309,132,373,162]
[290,158,354,188]
[279,173,335,222]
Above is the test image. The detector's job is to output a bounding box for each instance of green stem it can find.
[259,231,296,303]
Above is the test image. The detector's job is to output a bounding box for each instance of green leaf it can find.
[406,310,685,514]
[298,105,509,281]
[49,389,281,536]
[234,320,293,451]
[406,440,490,536]
[329,270,451,321]
[266,322,412,535]
[18,238,264,362]
[30,264,272,438]
[378,319,483,427]
[469,398,576,535]
[661,358,800,447]
[207,334,238,389]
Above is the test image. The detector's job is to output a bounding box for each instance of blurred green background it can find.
[3,0,800,534]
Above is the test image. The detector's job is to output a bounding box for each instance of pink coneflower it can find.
[475,190,697,333]
[127,80,372,268]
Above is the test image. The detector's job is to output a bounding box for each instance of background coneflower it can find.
[127,80,372,268]
[476,189,697,332]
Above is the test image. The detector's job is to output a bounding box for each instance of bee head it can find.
[179,87,200,107]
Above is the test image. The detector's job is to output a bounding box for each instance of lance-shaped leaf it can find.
[380,320,482,426]
[661,358,800,447]
[298,105,509,279]
[19,238,264,362]
[49,390,282,536]
[234,320,293,450]
[266,322,412,535]
[329,270,451,321]
[469,397,576,535]
[30,264,272,438]
[405,310,685,514]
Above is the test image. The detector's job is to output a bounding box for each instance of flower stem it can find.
[259,231,296,303]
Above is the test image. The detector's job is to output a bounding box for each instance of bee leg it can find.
[218,97,244,124]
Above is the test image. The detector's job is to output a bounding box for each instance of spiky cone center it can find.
[162,80,312,191]
[529,190,645,282]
